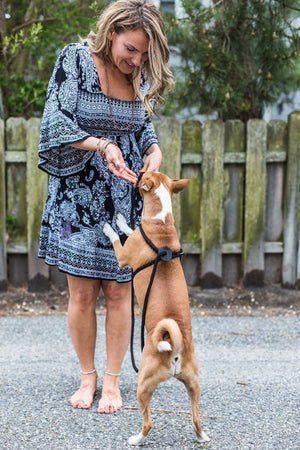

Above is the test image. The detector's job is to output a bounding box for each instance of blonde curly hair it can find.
[86,0,174,116]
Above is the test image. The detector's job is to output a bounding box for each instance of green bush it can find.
[164,0,300,121]
[0,0,108,119]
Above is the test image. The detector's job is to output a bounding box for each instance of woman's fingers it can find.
[108,161,138,185]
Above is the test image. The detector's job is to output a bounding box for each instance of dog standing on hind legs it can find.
[103,171,210,446]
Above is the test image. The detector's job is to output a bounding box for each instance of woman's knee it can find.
[102,280,130,306]
[67,275,100,311]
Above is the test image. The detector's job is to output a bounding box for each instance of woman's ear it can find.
[107,26,115,41]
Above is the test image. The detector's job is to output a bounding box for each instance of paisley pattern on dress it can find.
[38,42,158,281]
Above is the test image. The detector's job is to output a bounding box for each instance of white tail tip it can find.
[157,341,172,352]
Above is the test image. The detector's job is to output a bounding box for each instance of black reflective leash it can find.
[130,223,183,373]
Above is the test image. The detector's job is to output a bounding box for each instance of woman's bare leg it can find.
[67,275,100,409]
[98,280,131,414]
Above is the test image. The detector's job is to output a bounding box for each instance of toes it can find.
[97,392,122,414]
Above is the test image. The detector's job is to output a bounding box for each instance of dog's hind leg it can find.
[128,364,165,446]
[128,383,155,445]
[179,359,210,443]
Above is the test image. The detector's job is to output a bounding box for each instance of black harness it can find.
[130,223,183,373]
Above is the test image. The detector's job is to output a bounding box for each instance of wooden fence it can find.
[0,113,300,291]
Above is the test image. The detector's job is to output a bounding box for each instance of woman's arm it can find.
[71,137,138,185]
[140,143,162,173]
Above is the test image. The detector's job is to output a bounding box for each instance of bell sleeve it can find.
[38,44,93,177]
[135,115,159,157]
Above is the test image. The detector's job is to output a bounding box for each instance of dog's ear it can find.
[140,179,154,192]
[171,178,190,194]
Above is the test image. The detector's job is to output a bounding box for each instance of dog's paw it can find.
[116,213,133,236]
[103,222,119,243]
[198,430,210,443]
[128,432,147,446]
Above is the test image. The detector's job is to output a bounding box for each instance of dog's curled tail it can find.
[152,318,182,354]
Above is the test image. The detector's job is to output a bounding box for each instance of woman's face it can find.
[109,28,149,74]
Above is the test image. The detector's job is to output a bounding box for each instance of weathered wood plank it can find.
[223,120,245,284]
[180,120,202,285]
[265,121,286,283]
[6,117,27,151]
[223,121,245,245]
[0,119,7,290]
[181,153,202,164]
[244,120,267,286]
[182,151,286,165]
[6,118,28,252]
[201,120,224,287]
[181,120,202,243]
[282,112,300,287]
[5,151,27,163]
[26,118,50,291]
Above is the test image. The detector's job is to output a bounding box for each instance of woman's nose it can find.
[132,54,142,67]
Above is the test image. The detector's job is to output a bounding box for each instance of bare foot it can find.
[97,373,122,414]
[70,371,97,409]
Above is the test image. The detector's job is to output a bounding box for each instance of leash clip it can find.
[158,247,172,261]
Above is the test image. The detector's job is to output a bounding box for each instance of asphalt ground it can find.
[0,312,299,449]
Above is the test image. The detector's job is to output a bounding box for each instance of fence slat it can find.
[282,112,300,287]
[0,119,6,290]
[201,120,224,287]
[244,119,267,286]
[223,120,245,285]
[181,120,202,285]
[6,118,28,286]
[26,118,50,290]
[265,121,287,283]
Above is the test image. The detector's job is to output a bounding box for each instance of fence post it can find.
[244,119,267,286]
[26,118,50,290]
[159,118,181,227]
[0,119,6,290]
[282,111,300,287]
[201,120,224,287]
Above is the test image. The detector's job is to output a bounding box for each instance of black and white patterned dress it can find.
[38,42,158,281]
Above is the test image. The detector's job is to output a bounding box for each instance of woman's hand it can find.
[71,136,138,185]
[105,143,138,185]
[140,143,162,173]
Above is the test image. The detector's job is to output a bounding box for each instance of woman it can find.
[38,0,173,414]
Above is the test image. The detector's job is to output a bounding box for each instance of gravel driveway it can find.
[0,314,299,449]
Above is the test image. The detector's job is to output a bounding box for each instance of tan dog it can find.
[103,172,209,446]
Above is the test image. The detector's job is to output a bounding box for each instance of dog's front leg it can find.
[103,222,125,266]
[116,213,133,236]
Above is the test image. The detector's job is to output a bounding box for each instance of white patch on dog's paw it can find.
[103,222,119,243]
[198,430,210,442]
[116,213,133,236]
[128,432,147,446]
[157,341,172,352]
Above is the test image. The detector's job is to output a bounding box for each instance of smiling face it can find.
[109,28,149,74]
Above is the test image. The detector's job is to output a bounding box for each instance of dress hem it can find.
[38,256,132,283]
